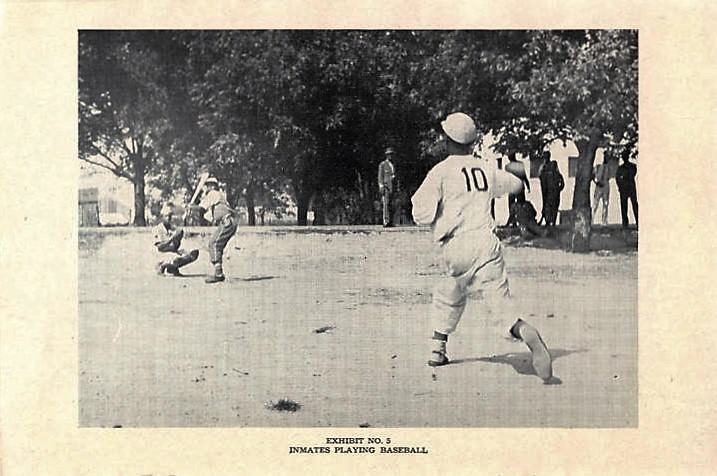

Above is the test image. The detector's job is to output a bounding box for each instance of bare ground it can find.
[79,226,637,428]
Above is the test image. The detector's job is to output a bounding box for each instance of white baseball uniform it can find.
[411,153,523,334]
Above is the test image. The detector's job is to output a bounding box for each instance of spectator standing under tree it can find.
[540,160,565,233]
[537,151,551,225]
[378,148,396,227]
[592,155,611,226]
[615,149,638,229]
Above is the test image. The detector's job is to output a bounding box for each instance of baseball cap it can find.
[441,112,478,145]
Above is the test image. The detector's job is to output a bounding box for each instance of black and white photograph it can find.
[1,1,714,474]
[78,29,638,428]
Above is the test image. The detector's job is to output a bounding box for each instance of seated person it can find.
[509,197,545,239]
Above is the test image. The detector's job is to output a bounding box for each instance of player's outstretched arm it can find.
[411,170,440,225]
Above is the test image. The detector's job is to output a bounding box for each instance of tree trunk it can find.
[296,197,310,225]
[132,155,146,226]
[245,189,256,226]
[570,136,600,252]
[292,151,319,226]
[293,180,313,226]
[226,186,241,214]
[312,192,326,225]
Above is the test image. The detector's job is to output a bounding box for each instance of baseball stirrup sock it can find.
[432,331,448,341]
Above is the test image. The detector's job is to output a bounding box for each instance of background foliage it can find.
[79,29,637,247]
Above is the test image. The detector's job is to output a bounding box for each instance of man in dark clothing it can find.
[539,160,565,230]
[378,148,397,227]
[615,150,639,229]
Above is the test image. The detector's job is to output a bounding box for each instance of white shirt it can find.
[153,222,173,243]
[198,189,231,223]
[411,154,523,243]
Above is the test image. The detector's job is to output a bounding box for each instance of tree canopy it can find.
[79,29,637,246]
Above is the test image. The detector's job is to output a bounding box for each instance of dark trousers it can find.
[507,191,526,226]
[619,189,638,228]
[544,196,560,227]
[209,214,238,263]
[381,188,393,226]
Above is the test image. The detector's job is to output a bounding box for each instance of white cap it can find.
[441,112,478,145]
[205,177,219,185]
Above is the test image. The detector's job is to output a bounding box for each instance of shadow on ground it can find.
[451,348,588,384]
[233,275,278,282]
[497,225,638,254]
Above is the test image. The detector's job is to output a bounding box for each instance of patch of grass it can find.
[267,398,302,412]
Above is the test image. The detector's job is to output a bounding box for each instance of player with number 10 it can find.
[411,112,553,382]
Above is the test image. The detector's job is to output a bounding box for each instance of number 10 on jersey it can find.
[461,167,488,192]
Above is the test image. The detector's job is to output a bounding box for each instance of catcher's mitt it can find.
[155,229,184,253]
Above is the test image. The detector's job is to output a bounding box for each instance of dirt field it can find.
[79,226,637,428]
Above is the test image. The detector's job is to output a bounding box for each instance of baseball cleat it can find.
[523,331,553,382]
[165,265,181,276]
[427,350,450,367]
[156,262,167,275]
[205,275,226,284]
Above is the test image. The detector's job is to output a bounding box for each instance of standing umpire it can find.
[378,148,396,227]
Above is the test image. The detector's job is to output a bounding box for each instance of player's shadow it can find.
[233,275,278,282]
[452,348,588,385]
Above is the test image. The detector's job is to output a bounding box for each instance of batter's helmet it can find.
[441,112,478,145]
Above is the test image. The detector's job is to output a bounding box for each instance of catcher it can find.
[154,205,199,276]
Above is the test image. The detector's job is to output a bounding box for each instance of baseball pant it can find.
[431,232,517,336]
[381,188,393,226]
[209,214,238,264]
[592,189,609,225]
[157,248,199,272]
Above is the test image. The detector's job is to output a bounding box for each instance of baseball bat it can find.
[183,171,210,223]
[189,171,210,205]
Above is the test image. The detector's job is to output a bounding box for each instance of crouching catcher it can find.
[154,207,200,276]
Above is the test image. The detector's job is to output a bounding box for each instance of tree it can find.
[497,30,638,251]
[79,31,178,226]
[181,31,301,224]
[282,30,442,225]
